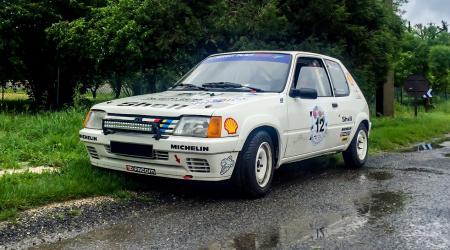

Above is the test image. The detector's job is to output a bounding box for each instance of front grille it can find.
[186,158,210,173]
[105,145,168,160]
[86,146,99,159]
[153,151,169,160]
[102,116,178,136]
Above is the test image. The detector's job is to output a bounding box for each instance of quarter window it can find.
[325,60,350,97]
[292,58,332,97]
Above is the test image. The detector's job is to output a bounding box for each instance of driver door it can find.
[284,57,335,158]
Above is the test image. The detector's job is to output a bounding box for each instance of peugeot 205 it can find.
[80,51,371,197]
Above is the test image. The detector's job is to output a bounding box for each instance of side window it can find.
[293,58,332,97]
[325,60,350,97]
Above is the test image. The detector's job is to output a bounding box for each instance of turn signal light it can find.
[207,116,222,138]
[83,111,91,128]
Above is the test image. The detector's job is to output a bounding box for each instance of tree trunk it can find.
[146,73,157,93]
[112,74,122,98]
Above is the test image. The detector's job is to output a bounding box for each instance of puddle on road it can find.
[401,167,444,175]
[367,171,394,181]
[444,153,450,158]
[354,191,407,223]
[401,140,448,153]
[207,213,367,249]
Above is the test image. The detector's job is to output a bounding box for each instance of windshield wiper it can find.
[201,82,264,92]
[172,83,208,91]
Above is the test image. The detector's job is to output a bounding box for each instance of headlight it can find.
[174,116,222,138]
[83,110,106,130]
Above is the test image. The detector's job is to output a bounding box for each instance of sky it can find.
[401,0,450,25]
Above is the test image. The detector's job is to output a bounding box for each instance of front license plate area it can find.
[126,165,156,175]
[110,141,153,158]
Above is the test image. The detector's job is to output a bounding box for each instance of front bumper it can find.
[80,128,240,181]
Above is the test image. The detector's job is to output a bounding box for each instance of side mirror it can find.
[289,88,318,99]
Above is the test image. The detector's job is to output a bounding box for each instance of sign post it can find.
[403,74,430,117]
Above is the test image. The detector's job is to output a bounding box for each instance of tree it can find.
[429,45,450,95]
[0,0,105,108]
[4,0,408,107]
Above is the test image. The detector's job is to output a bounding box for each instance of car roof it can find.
[210,51,341,63]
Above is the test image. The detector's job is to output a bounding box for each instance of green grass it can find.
[0,108,138,220]
[0,101,449,221]
[0,108,87,169]
[370,101,450,153]
[0,159,133,221]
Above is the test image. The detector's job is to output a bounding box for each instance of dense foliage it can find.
[1,0,448,107]
[395,22,450,95]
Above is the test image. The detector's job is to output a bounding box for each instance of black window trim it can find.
[291,56,335,98]
[324,58,350,97]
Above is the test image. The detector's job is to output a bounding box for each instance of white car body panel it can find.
[80,51,371,181]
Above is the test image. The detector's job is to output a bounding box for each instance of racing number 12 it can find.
[315,118,325,133]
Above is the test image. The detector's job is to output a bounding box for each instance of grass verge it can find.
[0,101,449,221]
[370,101,450,153]
[0,108,138,220]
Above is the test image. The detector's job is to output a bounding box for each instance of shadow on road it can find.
[119,155,349,201]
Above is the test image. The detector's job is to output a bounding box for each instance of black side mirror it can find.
[289,88,318,99]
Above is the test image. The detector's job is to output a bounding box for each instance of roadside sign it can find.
[403,74,429,97]
[423,89,432,99]
[403,74,431,117]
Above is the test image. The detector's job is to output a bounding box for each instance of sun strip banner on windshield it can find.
[204,53,291,64]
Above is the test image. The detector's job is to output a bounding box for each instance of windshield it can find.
[174,53,292,92]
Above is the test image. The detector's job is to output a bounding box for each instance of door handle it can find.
[332,103,338,108]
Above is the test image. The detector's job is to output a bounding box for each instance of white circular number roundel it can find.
[310,106,328,145]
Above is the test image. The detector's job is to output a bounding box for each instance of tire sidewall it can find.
[345,124,368,168]
[233,130,275,196]
[356,126,369,164]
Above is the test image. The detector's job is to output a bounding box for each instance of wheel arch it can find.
[354,112,371,136]
[360,119,370,132]
[236,125,282,168]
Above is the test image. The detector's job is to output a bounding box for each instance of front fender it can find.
[233,114,284,155]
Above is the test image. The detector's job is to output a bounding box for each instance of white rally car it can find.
[80,51,370,197]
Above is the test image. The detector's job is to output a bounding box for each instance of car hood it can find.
[92,91,270,117]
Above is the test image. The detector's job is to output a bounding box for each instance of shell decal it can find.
[224,118,238,134]
[346,72,356,85]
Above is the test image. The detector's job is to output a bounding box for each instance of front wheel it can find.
[343,124,368,168]
[231,130,275,198]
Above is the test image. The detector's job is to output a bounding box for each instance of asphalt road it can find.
[22,139,450,249]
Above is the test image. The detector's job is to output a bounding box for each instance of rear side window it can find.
[325,60,350,97]
[293,58,333,97]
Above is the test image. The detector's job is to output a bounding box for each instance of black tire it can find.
[231,130,275,198]
[343,123,368,169]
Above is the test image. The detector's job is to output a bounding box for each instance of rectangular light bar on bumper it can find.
[83,111,223,138]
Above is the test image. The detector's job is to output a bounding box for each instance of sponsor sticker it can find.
[174,154,181,164]
[171,144,209,152]
[79,134,97,141]
[220,156,235,175]
[346,72,356,85]
[224,118,238,135]
[340,127,352,143]
[126,165,156,175]
[341,115,353,123]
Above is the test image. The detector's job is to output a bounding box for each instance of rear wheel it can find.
[232,130,275,198]
[343,123,368,168]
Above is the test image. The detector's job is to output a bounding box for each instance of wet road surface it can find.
[35,139,450,249]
